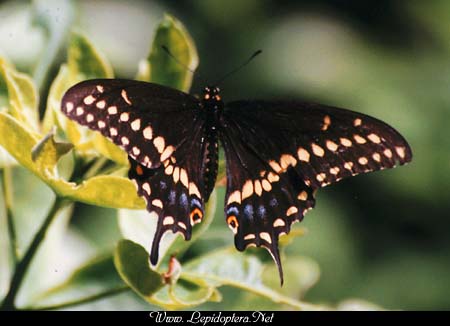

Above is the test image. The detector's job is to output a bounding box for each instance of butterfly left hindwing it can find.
[61,79,210,263]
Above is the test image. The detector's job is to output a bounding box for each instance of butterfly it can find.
[61,78,412,284]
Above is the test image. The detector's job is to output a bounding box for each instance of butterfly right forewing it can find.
[61,79,200,169]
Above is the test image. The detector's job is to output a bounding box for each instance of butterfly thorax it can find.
[202,86,223,110]
[200,86,222,201]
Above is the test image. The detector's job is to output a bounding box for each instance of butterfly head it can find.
[202,86,222,103]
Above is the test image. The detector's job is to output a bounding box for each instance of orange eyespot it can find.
[204,94,210,100]
[190,208,203,225]
[227,215,239,233]
[215,95,221,101]
[135,165,144,176]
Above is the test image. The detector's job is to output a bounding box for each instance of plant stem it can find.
[27,286,130,311]
[0,196,68,311]
[1,168,18,264]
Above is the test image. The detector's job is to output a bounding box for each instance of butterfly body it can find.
[199,86,222,201]
[61,79,412,284]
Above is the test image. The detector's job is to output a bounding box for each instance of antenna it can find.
[161,46,262,87]
[161,45,196,74]
[214,49,262,86]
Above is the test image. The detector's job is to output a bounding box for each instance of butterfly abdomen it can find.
[201,86,222,201]
[202,127,219,202]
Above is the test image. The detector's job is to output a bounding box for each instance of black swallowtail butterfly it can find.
[61,78,412,284]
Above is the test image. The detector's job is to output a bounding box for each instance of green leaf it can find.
[61,175,145,209]
[33,255,125,308]
[0,57,39,131]
[0,57,39,167]
[226,256,321,310]
[262,256,320,298]
[67,32,114,81]
[118,189,217,269]
[0,112,44,174]
[93,132,128,166]
[31,128,73,166]
[12,197,77,306]
[42,64,68,132]
[151,277,221,310]
[113,240,165,297]
[0,62,8,109]
[118,210,175,260]
[136,14,198,92]
[182,247,322,310]
[0,112,144,209]
[114,240,219,309]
